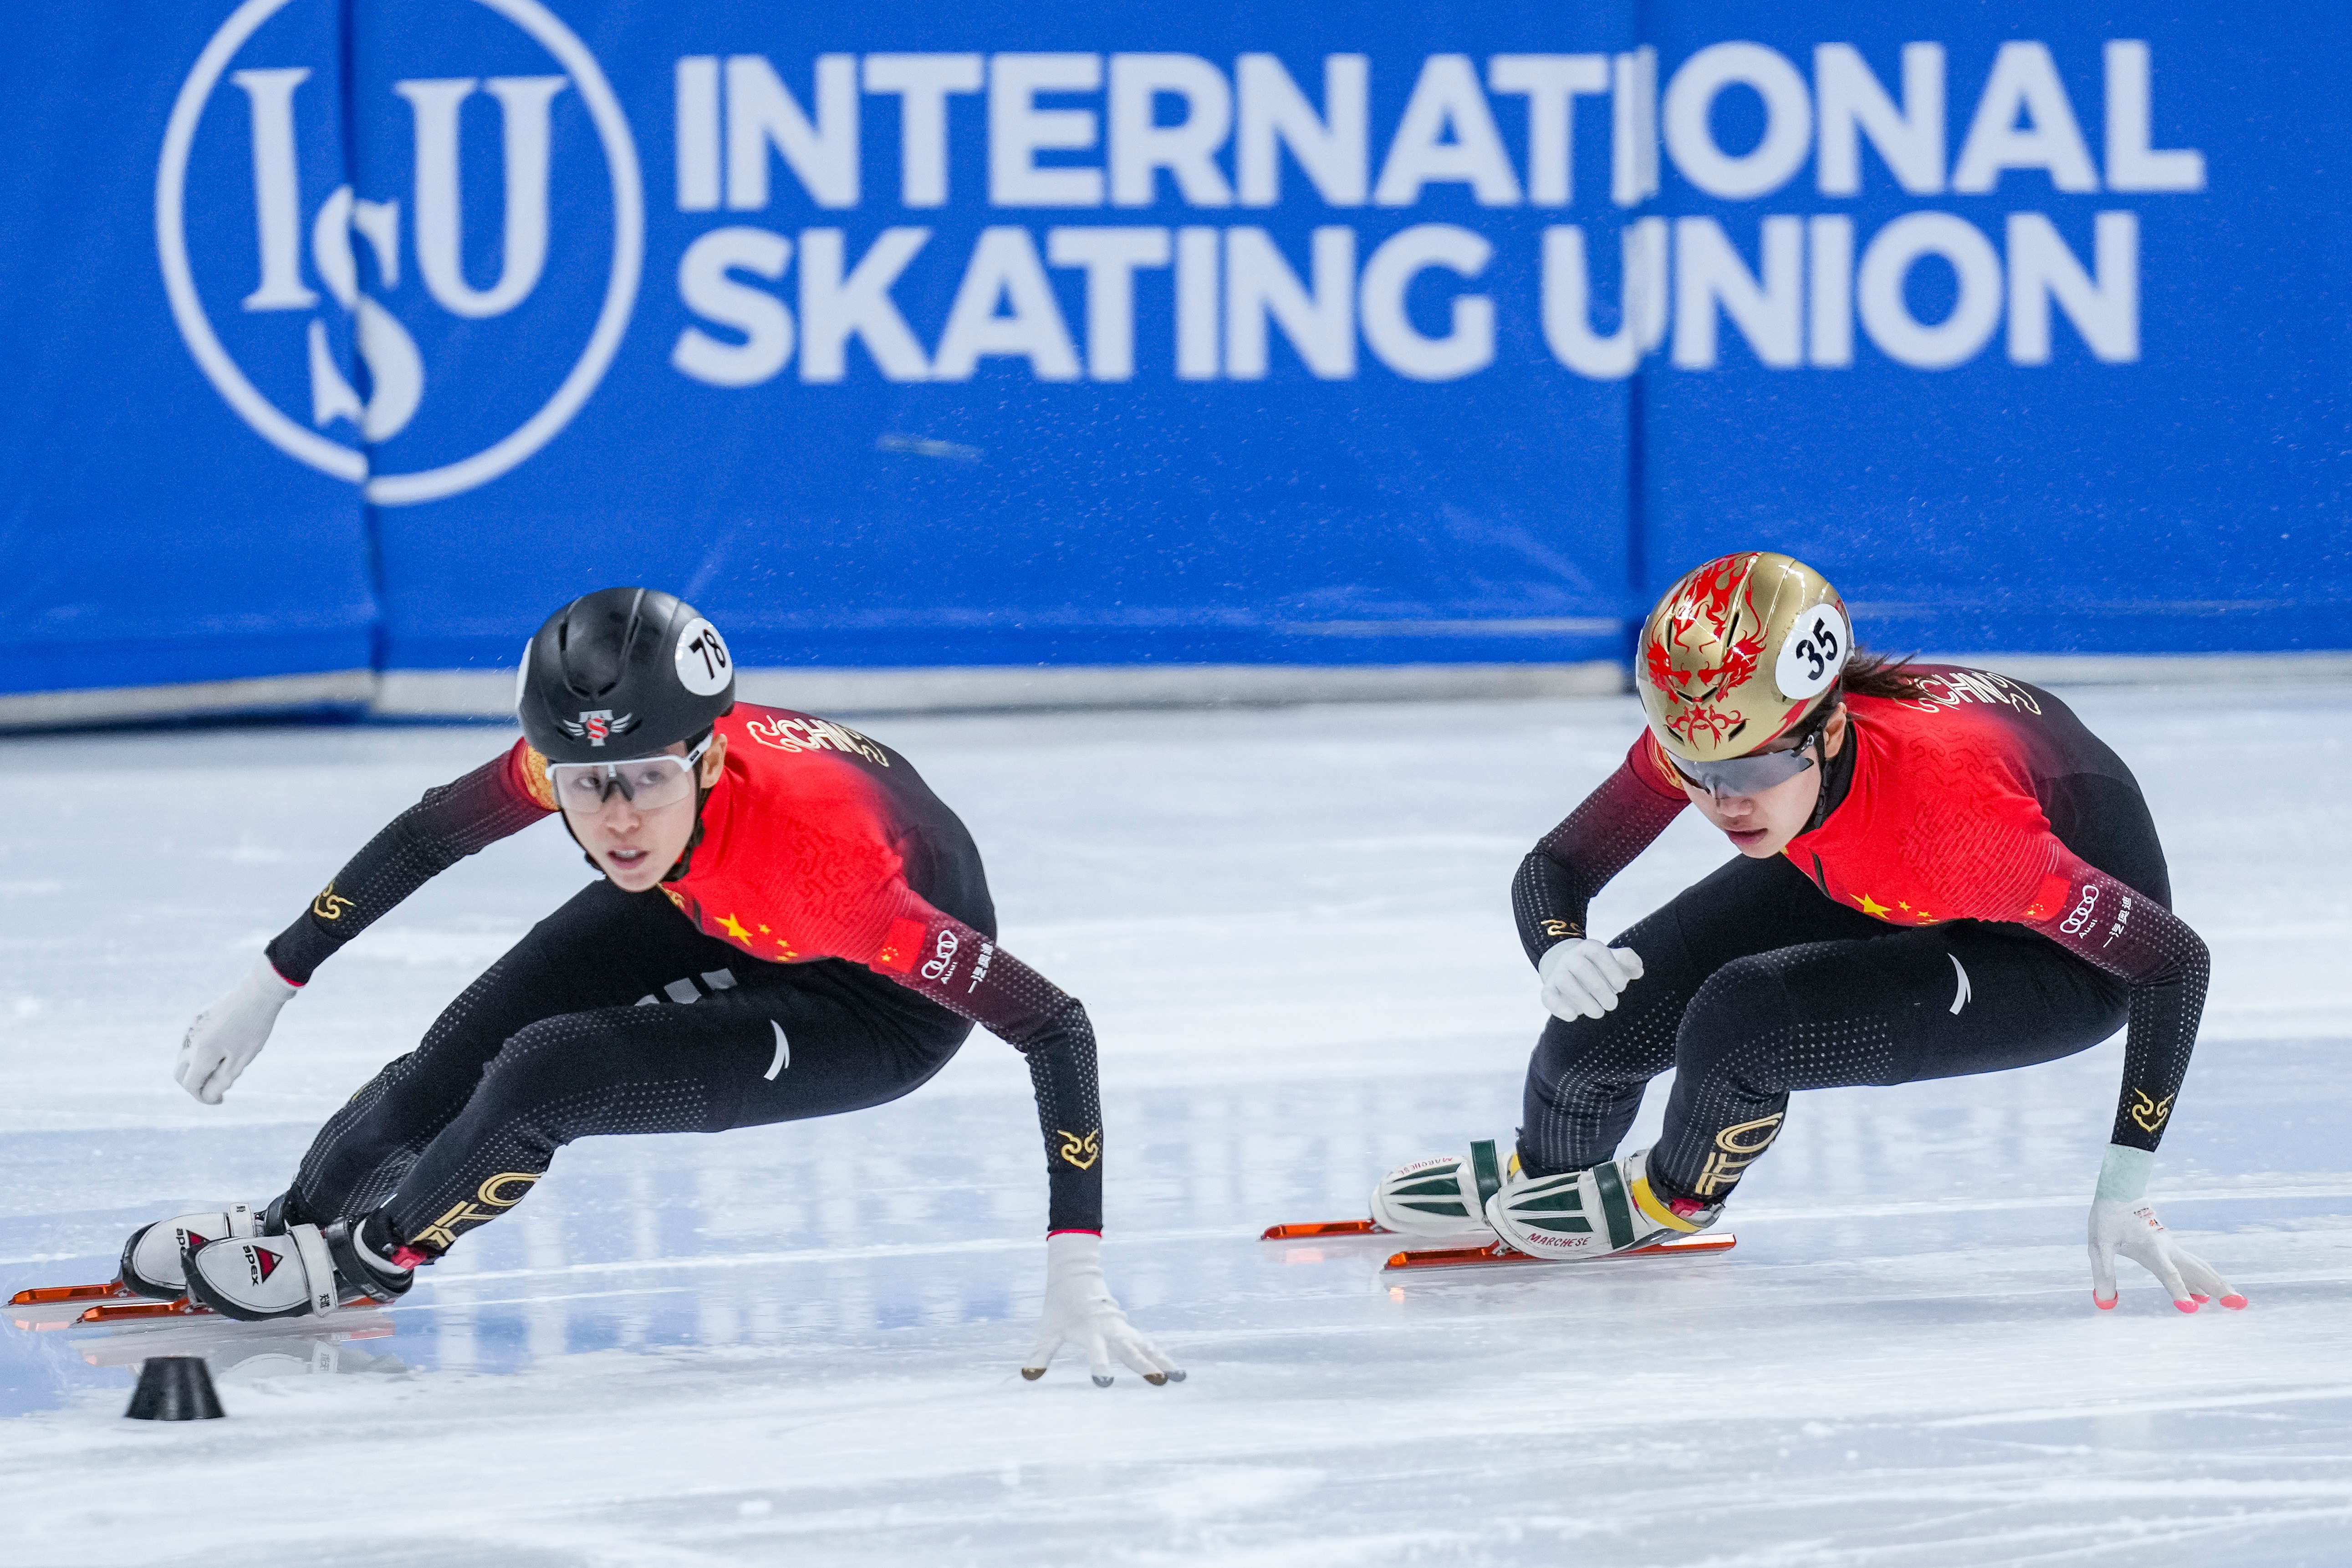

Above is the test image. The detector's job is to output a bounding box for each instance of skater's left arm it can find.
[2013,849,2208,1159]
[861,900,1182,1386]
[2006,848,2241,1312]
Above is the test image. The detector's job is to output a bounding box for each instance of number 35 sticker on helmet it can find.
[1775,604,1850,700]
[674,618,732,697]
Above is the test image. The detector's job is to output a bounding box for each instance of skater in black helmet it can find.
[125,588,1179,1385]
[1372,553,2240,1314]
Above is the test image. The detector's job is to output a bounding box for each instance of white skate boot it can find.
[1484,1146,1720,1261]
[120,1204,267,1300]
[1369,1140,1511,1236]
[183,1219,412,1321]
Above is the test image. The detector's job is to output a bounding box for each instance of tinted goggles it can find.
[1666,744,1818,798]
[550,735,711,817]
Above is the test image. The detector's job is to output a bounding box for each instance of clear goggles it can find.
[1664,729,1823,798]
[550,735,711,817]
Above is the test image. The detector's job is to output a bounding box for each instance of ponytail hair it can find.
[1841,646,1926,700]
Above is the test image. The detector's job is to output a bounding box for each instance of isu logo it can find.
[157,0,643,504]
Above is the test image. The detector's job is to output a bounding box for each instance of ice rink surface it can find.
[2,685,2348,1566]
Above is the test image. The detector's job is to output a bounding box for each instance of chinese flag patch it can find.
[2020,872,2071,923]
[873,917,926,973]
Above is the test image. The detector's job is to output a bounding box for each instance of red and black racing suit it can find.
[268,705,1104,1253]
[1511,668,2209,1204]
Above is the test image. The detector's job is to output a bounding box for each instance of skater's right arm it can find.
[264,742,557,984]
[1511,733,1689,968]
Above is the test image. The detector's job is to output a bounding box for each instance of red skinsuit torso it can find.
[1535,667,2203,1152]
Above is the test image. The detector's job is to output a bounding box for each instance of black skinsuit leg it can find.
[287,879,970,1252]
[1519,853,2128,1203]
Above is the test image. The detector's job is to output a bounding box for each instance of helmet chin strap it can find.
[660,786,712,884]
[1800,695,1852,835]
[662,726,722,883]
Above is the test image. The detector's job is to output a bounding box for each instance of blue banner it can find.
[2,1,2344,700]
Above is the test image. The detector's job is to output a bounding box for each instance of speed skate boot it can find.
[183,1216,414,1321]
[1484,1146,1721,1261]
[120,1203,271,1300]
[1369,1140,1511,1237]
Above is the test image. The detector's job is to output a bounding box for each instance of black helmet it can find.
[517,587,735,764]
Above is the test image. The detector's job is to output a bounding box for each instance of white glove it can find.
[174,957,299,1105]
[1538,938,1643,1021]
[1020,1232,1183,1388]
[2087,1143,2245,1313]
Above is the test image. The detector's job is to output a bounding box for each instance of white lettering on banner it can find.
[1373,55,1521,207]
[932,227,1082,381]
[1953,42,2099,194]
[991,53,1103,207]
[864,55,985,208]
[1610,48,1659,207]
[396,74,567,318]
[1047,226,1171,380]
[1673,215,1802,369]
[1359,225,1493,382]
[2104,42,2204,192]
[159,19,2221,493]
[1806,213,1853,367]
[1235,54,1367,207]
[1663,43,1813,200]
[2009,211,2138,363]
[1857,212,2003,369]
[308,186,422,437]
[675,56,721,211]
[1814,43,1945,196]
[1175,225,1220,378]
[1488,54,1609,207]
[1225,227,1354,379]
[1541,219,1667,379]
[671,227,794,387]
[725,55,858,210]
[796,228,931,381]
[1110,55,1233,207]
[228,67,318,310]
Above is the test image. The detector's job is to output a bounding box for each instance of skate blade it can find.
[80,1296,205,1323]
[1383,1232,1737,1272]
[9,1281,137,1306]
[1259,1219,1391,1240]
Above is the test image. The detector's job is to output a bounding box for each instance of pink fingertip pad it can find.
[2220,1293,2248,1310]
[2092,1292,2117,1310]
[2173,1298,2199,1313]
[2191,1293,2211,1303]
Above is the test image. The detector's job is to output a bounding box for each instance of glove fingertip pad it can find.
[1091,1374,1114,1388]
[2219,1293,2248,1310]
[1020,1367,1046,1381]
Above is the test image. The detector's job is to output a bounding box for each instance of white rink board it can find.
[1,688,2348,1566]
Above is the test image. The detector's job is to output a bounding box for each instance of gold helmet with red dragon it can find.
[1637,552,1852,784]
